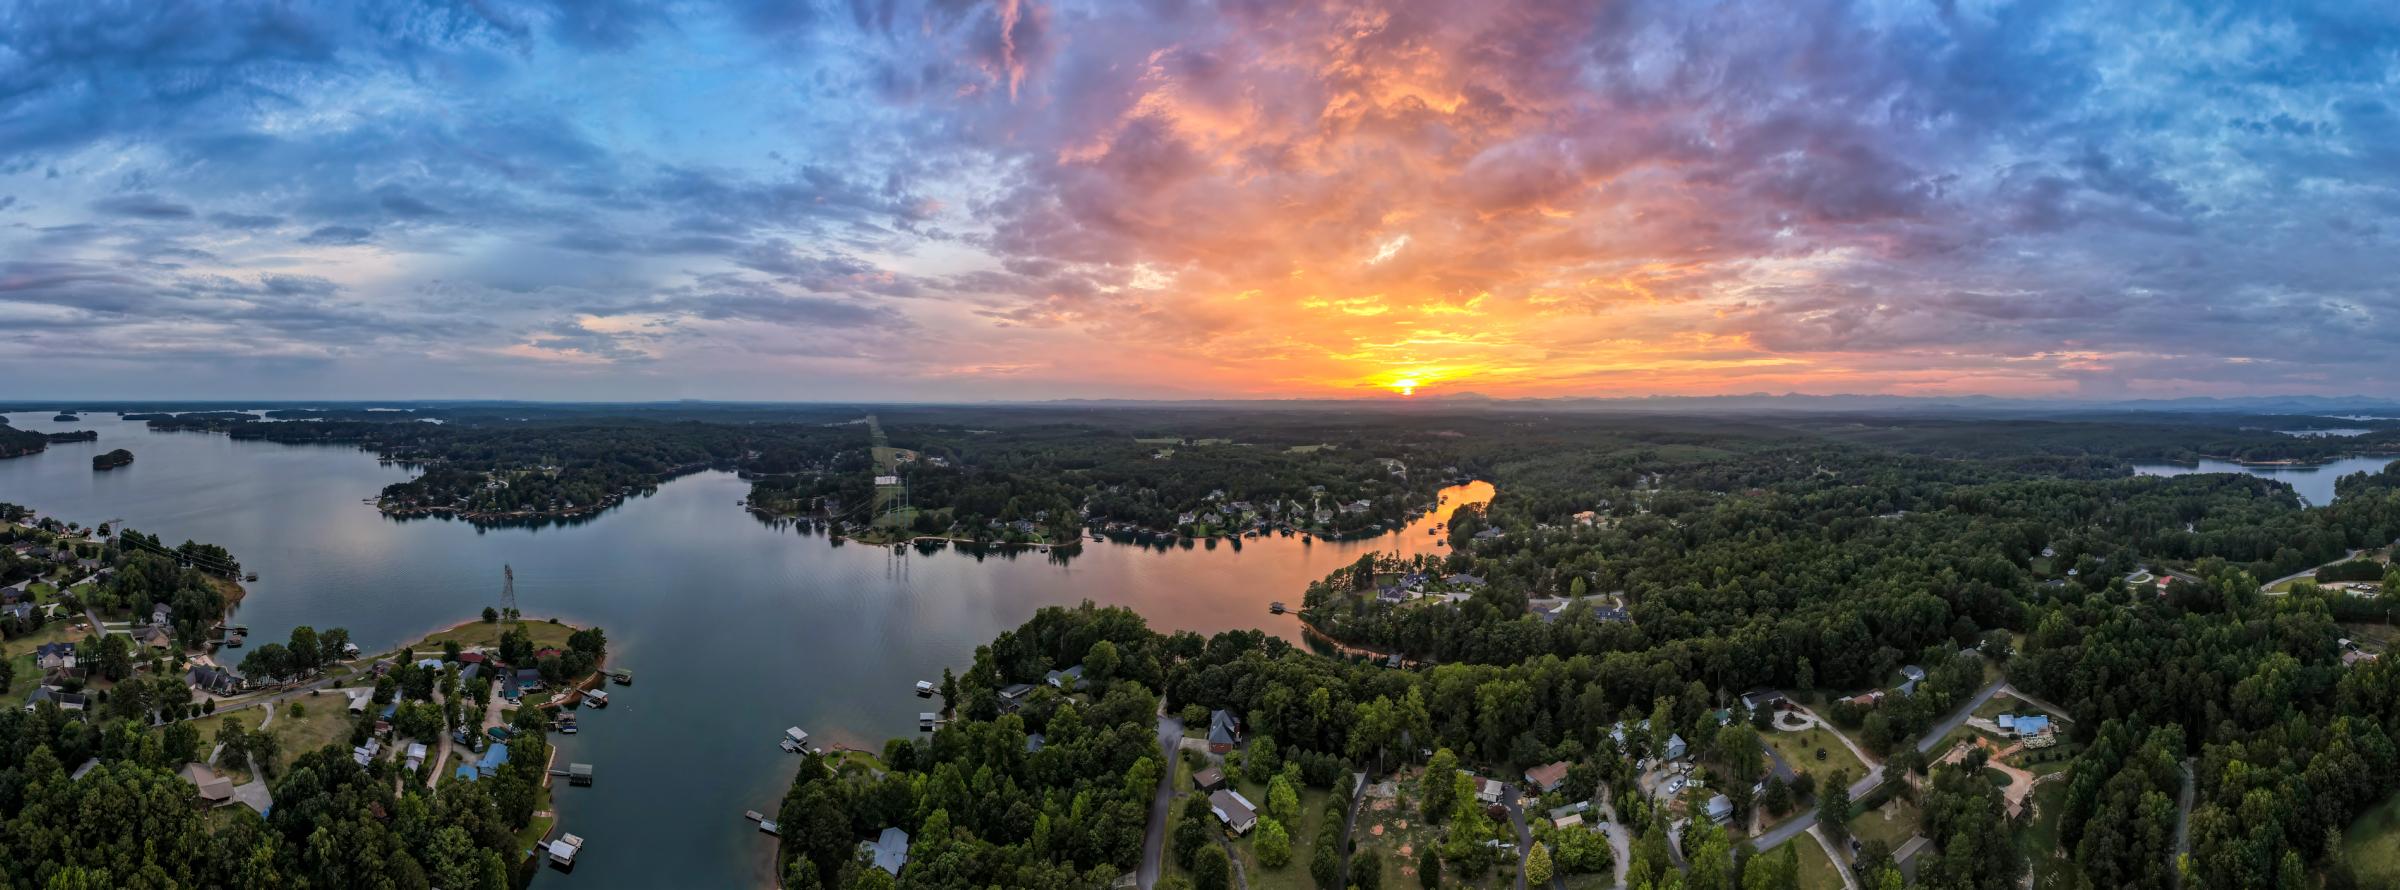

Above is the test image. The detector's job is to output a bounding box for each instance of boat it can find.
[915,680,935,697]
[559,723,578,735]
[758,820,780,835]
[610,668,632,685]
[223,636,242,648]
[584,689,609,708]
[919,712,939,731]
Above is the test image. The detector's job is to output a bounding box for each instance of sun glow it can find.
[1389,378,1419,396]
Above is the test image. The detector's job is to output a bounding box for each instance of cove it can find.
[0,412,1490,888]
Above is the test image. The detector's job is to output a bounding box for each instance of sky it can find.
[2,0,2397,402]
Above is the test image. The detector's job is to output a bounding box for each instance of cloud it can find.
[4,0,2399,399]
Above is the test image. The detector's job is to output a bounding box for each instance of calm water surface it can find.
[2131,455,2397,506]
[0,413,1489,888]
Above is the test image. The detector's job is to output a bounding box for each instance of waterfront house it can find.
[861,827,911,876]
[1209,789,1259,834]
[997,683,1037,711]
[452,740,511,781]
[1193,767,1226,793]
[187,665,243,696]
[1207,709,1243,754]
[1045,664,1086,691]
[1524,761,1571,794]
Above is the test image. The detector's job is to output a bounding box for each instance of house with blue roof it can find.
[453,740,512,782]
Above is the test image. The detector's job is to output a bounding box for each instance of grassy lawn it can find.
[1848,798,1921,850]
[2344,788,2400,885]
[413,619,578,653]
[2,619,89,698]
[515,780,556,854]
[265,697,363,776]
[165,710,269,783]
[1229,777,1329,890]
[1794,833,1849,890]
[2019,781,2069,864]
[1765,725,1867,785]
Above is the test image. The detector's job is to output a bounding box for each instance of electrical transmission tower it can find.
[501,564,517,626]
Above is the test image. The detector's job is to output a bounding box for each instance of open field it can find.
[2345,789,2400,884]
[266,696,363,776]
[1765,725,1867,784]
[1848,798,1921,850]
[2,618,89,698]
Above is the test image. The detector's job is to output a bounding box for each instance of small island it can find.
[52,413,79,422]
[92,448,134,470]
[45,430,99,443]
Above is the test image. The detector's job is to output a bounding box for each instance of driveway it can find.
[1137,712,1183,889]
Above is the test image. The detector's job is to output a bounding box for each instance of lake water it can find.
[2130,455,2398,506]
[0,412,1489,888]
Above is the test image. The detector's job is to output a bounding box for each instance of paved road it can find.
[1809,824,1860,890]
[2264,549,2365,591]
[2171,757,2195,889]
[1749,676,2005,853]
[1596,789,1631,889]
[1137,713,1183,890]
[1502,783,1531,889]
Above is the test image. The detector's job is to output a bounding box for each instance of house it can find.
[514,668,543,691]
[34,642,76,674]
[347,689,373,714]
[1898,665,1927,696]
[187,665,244,696]
[1523,761,1571,794]
[1474,776,1504,805]
[1208,709,1243,754]
[179,762,235,807]
[1445,573,1486,587]
[452,741,511,781]
[1607,720,1651,752]
[2347,649,2381,667]
[457,651,486,664]
[353,738,382,767]
[1593,606,1633,623]
[862,827,911,875]
[1045,664,1086,690]
[1664,733,1688,761]
[1739,688,1788,712]
[1705,794,1734,824]
[24,685,88,712]
[0,583,23,603]
[1572,510,1600,526]
[873,474,900,486]
[1209,789,1260,834]
[1,602,32,624]
[137,624,175,651]
[997,683,1037,712]
[1554,812,1585,830]
[1193,767,1227,792]
[404,742,427,771]
[151,603,173,626]
[1841,690,1887,708]
[2009,715,2052,739]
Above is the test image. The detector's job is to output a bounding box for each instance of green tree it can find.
[1268,774,1302,825]
[1423,748,1460,822]
[1818,769,1853,844]
[1257,817,1292,867]
[1418,846,1443,888]
[1525,841,1554,884]
[1194,843,1231,890]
